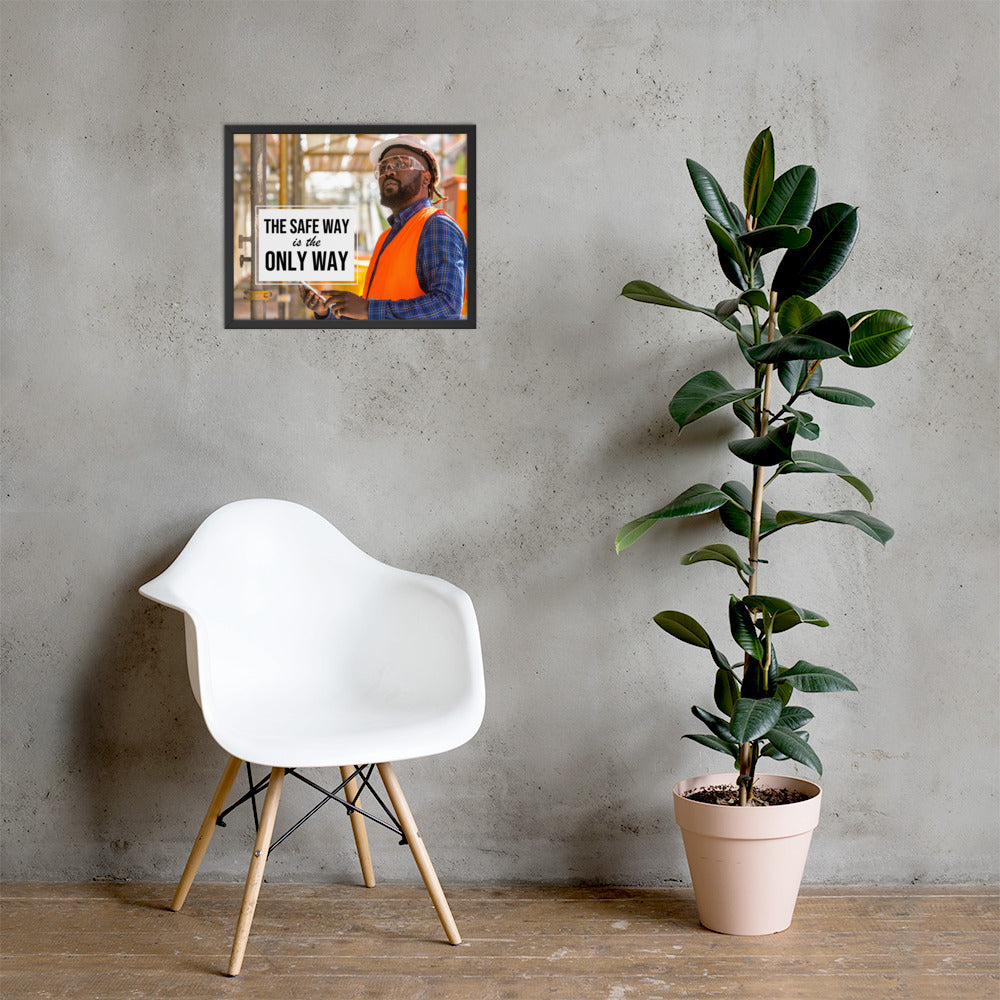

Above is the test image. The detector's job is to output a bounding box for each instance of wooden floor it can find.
[1,882,997,999]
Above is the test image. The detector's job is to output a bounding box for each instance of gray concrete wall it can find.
[2,0,997,886]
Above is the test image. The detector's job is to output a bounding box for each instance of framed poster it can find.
[225,125,475,329]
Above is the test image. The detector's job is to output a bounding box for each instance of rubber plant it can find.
[617,128,912,805]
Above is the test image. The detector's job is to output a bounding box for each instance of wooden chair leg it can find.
[170,754,243,912]
[227,766,285,977]
[340,765,376,888]
[376,761,461,945]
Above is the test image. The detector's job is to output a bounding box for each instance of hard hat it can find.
[369,134,440,184]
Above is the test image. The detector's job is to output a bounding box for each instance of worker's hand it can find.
[323,290,370,321]
[298,283,332,317]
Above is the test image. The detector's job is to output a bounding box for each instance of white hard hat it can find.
[369,134,440,182]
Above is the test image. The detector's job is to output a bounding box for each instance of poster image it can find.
[225,126,475,329]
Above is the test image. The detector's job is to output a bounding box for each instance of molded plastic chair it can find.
[139,499,485,975]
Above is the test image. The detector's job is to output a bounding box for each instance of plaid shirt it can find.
[366,199,467,321]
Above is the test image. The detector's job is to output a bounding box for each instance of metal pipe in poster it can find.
[249,132,266,321]
[279,134,291,319]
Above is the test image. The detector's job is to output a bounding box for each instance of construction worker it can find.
[299,135,466,321]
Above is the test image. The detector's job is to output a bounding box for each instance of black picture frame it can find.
[224,125,476,329]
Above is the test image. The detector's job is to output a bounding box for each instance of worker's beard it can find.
[379,172,424,211]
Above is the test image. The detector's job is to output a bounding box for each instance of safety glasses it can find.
[375,155,429,177]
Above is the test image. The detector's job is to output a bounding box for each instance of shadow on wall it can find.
[76,537,220,881]
[558,753,687,886]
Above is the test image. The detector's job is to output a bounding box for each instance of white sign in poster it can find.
[254,206,357,284]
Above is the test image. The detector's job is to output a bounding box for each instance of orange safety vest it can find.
[363,205,442,301]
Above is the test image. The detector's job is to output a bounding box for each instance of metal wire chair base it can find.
[216,762,407,854]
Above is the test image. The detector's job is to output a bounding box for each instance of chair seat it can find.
[205,685,481,768]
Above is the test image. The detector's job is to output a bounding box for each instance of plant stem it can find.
[747,294,777,584]
[739,743,755,805]
[759,292,779,435]
[740,289,779,806]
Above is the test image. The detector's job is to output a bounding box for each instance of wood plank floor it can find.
[1,882,997,999]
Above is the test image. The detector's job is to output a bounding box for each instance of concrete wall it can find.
[2,0,997,886]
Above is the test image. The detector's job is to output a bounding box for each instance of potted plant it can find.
[616,128,912,934]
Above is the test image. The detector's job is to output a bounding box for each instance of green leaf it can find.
[841,476,874,503]
[759,727,811,761]
[744,127,775,218]
[764,726,823,774]
[739,224,811,256]
[708,639,733,673]
[614,518,655,552]
[729,595,764,660]
[743,595,829,629]
[705,216,743,259]
[669,371,762,429]
[774,508,894,545]
[732,398,756,430]
[686,159,744,234]
[720,479,754,509]
[711,206,766,293]
[714,668,741,716]
[651,483,735,518]
[741,648,778,699]
[779,357,823,395]
[842,477,874,504]
[783,450,853,475]
[747,311,852,364]
[714,297,741,323]
[705,216,749,281]
[772,612,812,635]
[682,733,740,757]
[719,245,765,292]
[778,450,875,504]
[731,697,782,743]
[778,705,815,730]
[719,503,752,538]
[719,480,778,538]
[749,335,848,365]
[654,610,713,649]
[620,281,741,332]
[680,543,753,579]
[777,295,823,335]
[717,247,744,291]
[728,420,797,466]
[758,164,818,229]
[736,333,757,368]
[844,310,913,368]
[739,289,770,311]
[780,660,858,693]
[772,203,860,304]
[615,484,733,552]
[810,385,875,407]
[691,704,737,744]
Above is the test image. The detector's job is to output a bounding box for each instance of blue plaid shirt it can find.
[365,199,467,321]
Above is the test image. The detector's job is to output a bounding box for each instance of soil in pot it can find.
[683,784,810,806]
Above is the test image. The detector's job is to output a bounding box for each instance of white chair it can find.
[139,499,485,976]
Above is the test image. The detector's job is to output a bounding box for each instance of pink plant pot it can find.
[673,772,822,935]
